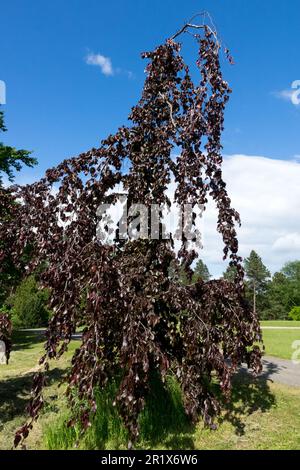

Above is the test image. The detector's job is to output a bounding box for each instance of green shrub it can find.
[288,306,300,321]
[9,276,50,328]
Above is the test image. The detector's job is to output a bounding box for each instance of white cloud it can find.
[273,89,294,101]
[86,52,114,76]
[85,53,134,79]
[199,155,300,277]
[273,84,300,106]
[273,233,300,252]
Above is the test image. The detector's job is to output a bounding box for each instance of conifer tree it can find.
[244,250,270,315]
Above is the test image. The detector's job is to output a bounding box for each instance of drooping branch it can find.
[0,18,263,448]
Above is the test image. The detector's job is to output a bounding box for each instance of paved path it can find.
[262,356,300,387]
[240,356,300,388]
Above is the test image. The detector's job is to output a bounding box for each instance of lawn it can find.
[261,321,300,328]
[263,329,300,360]
[0,328,300,450]
[261,320,300,360]
[0,330,77,450]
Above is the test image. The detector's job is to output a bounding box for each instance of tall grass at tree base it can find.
[45,373,191,450]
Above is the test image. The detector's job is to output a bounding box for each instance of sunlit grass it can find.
[262,329,300,360]
[1,328,300,450]
[261,321,300,328]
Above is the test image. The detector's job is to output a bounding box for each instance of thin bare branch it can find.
[170,21,220,53]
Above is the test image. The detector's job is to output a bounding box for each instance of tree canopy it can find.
[244,250,270,314]
[0,19,262,448]
[223,264,238,283]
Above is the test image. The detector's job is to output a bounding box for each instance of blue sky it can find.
[1,0,300,275]
[1,0,299,174]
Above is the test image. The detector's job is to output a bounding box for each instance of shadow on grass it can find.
[221,361,278,436]
[140,365,277,446]
[138,372,195,449]
[12,329,82,351]
[11,329,46,351]
[0,367,67,428]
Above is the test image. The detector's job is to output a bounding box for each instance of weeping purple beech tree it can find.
[0,17,262,447]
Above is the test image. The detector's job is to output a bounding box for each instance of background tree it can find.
[0,107,36,185]
[223,264,238,282]
[192,259,211,282]
[4,19,262,448]
[261,272,290,320]
[281,261,300,307]
[289,306,300,321]
[244,251,270,315]
[261,262,300,320]
[6,275,50,328]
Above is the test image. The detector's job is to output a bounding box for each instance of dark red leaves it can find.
[0,20,263,447]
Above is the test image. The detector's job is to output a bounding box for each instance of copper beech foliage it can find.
[0,23,262,447]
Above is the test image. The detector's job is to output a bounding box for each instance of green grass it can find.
[262,329,300,360]
[1,328,300,450]
[0,329,78,450]
[45,375,300,450]
[260,321,300,359]
[45,374,191,450]
[261,321,300,328]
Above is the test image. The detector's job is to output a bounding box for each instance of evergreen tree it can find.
[0,107,36,185]
[193,259,211,282]
[244,251,270,315]
[223,264,238,282]
[281,261,300,307]
[260,263,300,320]
[261,272,289,320]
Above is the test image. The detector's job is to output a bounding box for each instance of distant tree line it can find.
[192,251,300,320]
